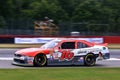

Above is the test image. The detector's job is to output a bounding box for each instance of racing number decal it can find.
[60,50,74,61]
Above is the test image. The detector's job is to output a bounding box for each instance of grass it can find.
[0,68,120,80]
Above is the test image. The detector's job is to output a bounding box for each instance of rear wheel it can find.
[84,54,96,66]
[34,54,47,67]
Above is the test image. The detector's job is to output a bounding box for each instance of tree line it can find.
[0,0,120,33]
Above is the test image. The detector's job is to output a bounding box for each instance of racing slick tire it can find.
[34,54,47,67]
[84,53,96,66]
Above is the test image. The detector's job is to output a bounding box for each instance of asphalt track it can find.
[0,49,120,68]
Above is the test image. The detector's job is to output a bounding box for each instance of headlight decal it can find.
[103,47,106,50]
[27,57,34,64]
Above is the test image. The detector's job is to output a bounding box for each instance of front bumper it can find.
[103,53,110,59]
[12,55,34,66]
[96,53,110,61]
[12,61,33,66]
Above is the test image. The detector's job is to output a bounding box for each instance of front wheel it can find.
[84,54,96,66]
[34,54,47,67]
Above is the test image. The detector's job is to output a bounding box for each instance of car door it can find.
[72,41,90,65]
[47,41,75,65]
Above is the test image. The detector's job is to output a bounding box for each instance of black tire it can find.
[84,53,96,66]
[34,54,47,67]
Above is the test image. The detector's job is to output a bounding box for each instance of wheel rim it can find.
[36,56,43,63]
[85,54,95,66]
[86,56,94,64]
[35,54,46,66]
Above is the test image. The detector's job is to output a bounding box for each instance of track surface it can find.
[0,49,120,68]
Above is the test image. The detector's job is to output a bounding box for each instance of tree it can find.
[73,0,109,21]
[21,0,69,22]
[72,0,114,32]
[0,16,6,28]
[0,0,120,33]
[101,0,120,32]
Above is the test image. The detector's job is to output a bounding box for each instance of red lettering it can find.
[60,50,66,61]
[60,50,74,61]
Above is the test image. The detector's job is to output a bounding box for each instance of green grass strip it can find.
[0,68,120,80]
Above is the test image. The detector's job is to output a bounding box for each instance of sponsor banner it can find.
[79,38,103,44]
[14,37,103,44]
[14,38,55,44]
[15,38,36,44]
[36,38,55,43]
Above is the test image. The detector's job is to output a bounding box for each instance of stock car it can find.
[12,38,110,67]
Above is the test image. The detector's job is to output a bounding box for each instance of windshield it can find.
[40,39,60,49]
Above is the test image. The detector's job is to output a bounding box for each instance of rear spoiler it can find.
[92,42,108,47]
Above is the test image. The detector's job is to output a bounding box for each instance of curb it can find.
[108,44,120,49]
[0,44,43,48]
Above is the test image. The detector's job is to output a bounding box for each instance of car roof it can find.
[53,38,94,47]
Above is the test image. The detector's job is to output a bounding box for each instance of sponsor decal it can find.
[59,50,74,61]
[49,50,60,60]
[28,61,33,65]
[48,50,74,61]
[78,48,102,54]
[78,57,84,63]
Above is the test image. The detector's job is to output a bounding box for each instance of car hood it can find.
[15,48,52,56]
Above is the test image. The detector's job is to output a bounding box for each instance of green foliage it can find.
[0,0,120,32]
[0,68,120,80]
[0,16,6,28]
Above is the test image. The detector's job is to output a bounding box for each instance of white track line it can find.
[107,58,120,61]
[0,58,13,60]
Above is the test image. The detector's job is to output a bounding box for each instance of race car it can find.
[12,38,110,66]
